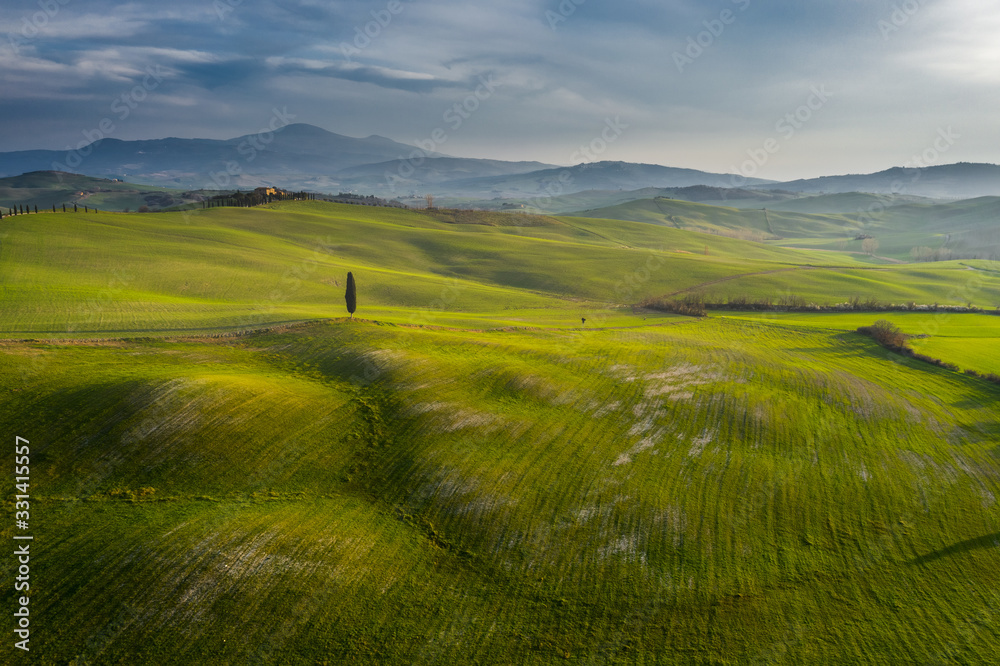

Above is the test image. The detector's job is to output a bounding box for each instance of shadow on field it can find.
[909,533,1000,566]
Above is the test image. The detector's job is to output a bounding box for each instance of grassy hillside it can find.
[1,201,998,664]
[573,197,862,239]
[3,318,1000,664]
[759,192,940,214]
[0,170,208,212]
[4,201,999,338]
[573,195,1000,262]
[720,311,1000,376]
[454,186,799,215]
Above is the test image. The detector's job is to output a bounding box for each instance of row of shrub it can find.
[325,193,408,209]
[717,294,994,313]
[638,294,707,317]
[643,293,998,315]
[963,368,1000,384]
[857,319,1000,385]
[1,203,95,217]
[909,246,999,262]
[641,292,1000,319]
[425,208,558,227]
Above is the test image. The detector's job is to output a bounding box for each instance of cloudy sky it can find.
[1,0,997,180]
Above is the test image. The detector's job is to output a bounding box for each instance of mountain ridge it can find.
[1,125,999,199]
[762,162,1000,199]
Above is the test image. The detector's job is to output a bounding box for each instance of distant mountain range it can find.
[434,161,776,198]
[0,124,447,191]
[1,124,998,199]
[0,124,769,196]
[763,163,1000,199]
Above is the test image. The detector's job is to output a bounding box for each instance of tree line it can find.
[1,203,97,218]
[640,293,999,316]
[203,189,314,209]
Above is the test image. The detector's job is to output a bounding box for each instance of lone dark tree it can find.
[345,272,357,319]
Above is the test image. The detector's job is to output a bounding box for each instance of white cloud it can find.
[890,0,1000,84]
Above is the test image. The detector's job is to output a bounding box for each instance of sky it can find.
[1,0,997,180]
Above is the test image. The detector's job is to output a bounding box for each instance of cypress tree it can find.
[345,272,357,319]
[62,204,66,212]
[52,204,56,212]
[34,205,38,213]
[74,203,78,212]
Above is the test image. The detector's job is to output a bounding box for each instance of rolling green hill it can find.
[718,310,1000,377]
[572,195,1000,262]
[3,202,999,337]
[3,318,1000,664]
[1,201,999,664]
[758,191,940,214]
[0,171,209,212]
[571,197,862,238]
[480,187,937,216]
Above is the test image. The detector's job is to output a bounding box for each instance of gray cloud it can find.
[0,0,996,179]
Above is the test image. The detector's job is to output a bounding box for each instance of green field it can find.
[572,195,1000,262]
[3,202,1000,338]
[0,171,209,212]
[720,311,1000,375]
[2,201,999,663]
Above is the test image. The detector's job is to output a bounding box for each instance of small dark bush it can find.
[858,319,907,350]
